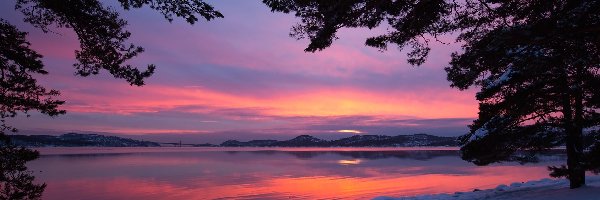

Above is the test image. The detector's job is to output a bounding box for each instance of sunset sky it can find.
[1,1,478,143]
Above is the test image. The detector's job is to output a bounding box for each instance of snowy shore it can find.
[374,176,600,200]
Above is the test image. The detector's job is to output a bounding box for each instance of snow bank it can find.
[374,176,600,200]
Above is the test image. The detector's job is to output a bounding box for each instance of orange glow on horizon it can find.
[61,83,478,119]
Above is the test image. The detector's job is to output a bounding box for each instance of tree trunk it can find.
[565,65,586,189]
[566,124,585,188]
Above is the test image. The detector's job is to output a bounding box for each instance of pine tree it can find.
[264,0,600,188]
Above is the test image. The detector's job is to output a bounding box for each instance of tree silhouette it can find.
[446,1,600,189]
[1,15,61,200]
[263,0,453,65]
[1,19,65,135]
[1,0,222,198]
[264,0,600,188]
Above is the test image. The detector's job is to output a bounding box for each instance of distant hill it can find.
[9,133,160,147]
[8,133,458,147]
[220,134,458,147]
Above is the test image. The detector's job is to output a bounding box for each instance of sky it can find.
[1,1,479,143]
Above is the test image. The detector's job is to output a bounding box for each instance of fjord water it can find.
[29,147,564,200]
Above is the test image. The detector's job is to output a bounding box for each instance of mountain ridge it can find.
[220,133,458,147]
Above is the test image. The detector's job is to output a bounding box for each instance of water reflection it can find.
[28,148,566,200]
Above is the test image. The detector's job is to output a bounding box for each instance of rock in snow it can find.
[374,176,600,200]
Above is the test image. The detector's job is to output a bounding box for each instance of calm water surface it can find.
[28,147,565,200]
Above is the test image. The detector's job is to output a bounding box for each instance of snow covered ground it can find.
[374,176,600,200]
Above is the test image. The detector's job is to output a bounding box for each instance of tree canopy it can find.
[1,0,222,135]
[264,0,600,188]
[0,19,64,136]
[263,0,453,65]
[14,0,222,86]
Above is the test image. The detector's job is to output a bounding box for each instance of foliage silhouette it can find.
[1,0,222,198]
[263,0,453,65]
[264,0,600,188]
[0,19,65,135]
[1,22,54,194]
